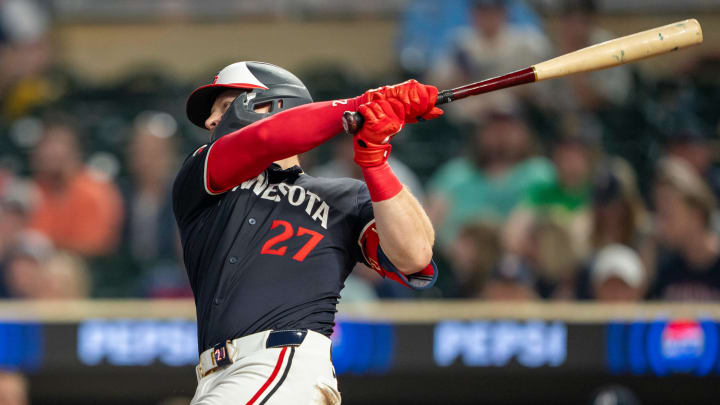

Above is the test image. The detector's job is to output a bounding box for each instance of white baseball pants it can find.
[191,330,341,405]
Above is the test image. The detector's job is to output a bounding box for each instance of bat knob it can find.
[342,111,364,135]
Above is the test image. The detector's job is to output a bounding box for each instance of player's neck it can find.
[274,155,300,170]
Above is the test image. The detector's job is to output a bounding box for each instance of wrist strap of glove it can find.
[361,162,403,202]
[354,138,391,167]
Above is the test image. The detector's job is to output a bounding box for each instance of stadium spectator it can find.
[29,121,124,257]
[663,119,720,201]
[648,158,720,301]
[4,231,89,299]
[575,158,652,299]
[0,0,62,120]
[481,254,538,301]
[548,0,631,113]
[428,0,552,122]
[120,111,188,298]
[397,0,546,76]
[0,180,35,259]
[0,180,37,297]
[4,230,49,298]
[590,244,646,302]
[427,110,553,251]
[446,222,501,298]
[524,219,580,299]
[589,158,649,251]
[0,371,28,405]
[505,114,600,261]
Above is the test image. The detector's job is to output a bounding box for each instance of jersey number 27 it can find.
[260,220,324,262]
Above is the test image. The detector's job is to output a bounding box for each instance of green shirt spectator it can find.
[524,177,591,220]
[428,155,554,249]
[427,111,554,251]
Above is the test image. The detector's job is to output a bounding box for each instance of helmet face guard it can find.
[212,82,314,142]
[186,61,313,142]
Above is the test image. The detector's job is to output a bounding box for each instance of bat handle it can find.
[343,90,454,135]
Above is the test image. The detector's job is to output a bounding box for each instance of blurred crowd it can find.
[1,0,719,307]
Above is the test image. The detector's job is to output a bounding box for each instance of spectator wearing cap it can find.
[591,244,646,301]
[427,110,554,253]
[481,254,538,301]
[29,121,124,257]
[428,0,552,122]
[649,158,720,301]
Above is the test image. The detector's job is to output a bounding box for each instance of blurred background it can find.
[0,0,719,403]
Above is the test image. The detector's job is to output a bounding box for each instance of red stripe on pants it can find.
[246,347,288,405]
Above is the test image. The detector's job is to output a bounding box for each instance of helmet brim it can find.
[186,83,267,130]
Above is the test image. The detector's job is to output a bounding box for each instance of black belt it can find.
[211,329,308,361]
[266,329,308,349]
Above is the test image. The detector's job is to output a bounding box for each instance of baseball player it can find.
[174,61,442,405]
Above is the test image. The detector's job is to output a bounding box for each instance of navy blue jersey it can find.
[173,144,374,352]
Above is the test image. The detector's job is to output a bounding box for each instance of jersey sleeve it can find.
[172,144,221,228]
[352,184,438,291]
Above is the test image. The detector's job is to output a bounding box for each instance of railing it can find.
[0,299,718,321]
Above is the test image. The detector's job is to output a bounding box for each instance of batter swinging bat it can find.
[343,18,703,134]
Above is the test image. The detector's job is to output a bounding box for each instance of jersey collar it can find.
[267,164,303,183]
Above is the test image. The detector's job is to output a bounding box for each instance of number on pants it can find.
[260,220,324,262]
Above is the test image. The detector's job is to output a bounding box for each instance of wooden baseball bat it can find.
[342,18,703,135]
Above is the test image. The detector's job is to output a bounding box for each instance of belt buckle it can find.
[212,340,234,368]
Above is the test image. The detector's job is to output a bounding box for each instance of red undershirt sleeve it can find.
[205,98,360,194]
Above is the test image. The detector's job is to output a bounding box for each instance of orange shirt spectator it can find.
[29,122,123,256]
[31,170,122,255]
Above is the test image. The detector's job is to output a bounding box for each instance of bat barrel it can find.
[533,19,703,81]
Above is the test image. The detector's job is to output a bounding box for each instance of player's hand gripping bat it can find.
[342,19,703,134]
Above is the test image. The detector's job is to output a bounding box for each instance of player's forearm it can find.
[207,99,359,193]
[373,187,434,274]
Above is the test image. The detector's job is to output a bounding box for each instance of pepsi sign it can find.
[433,320,567,368]
[607,319,719,376]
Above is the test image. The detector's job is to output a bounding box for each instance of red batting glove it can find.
[359,79,443,124]
[353,99,406,202]
[353,99,405,168]
[386,79,444,123]
[358,85,388,104]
